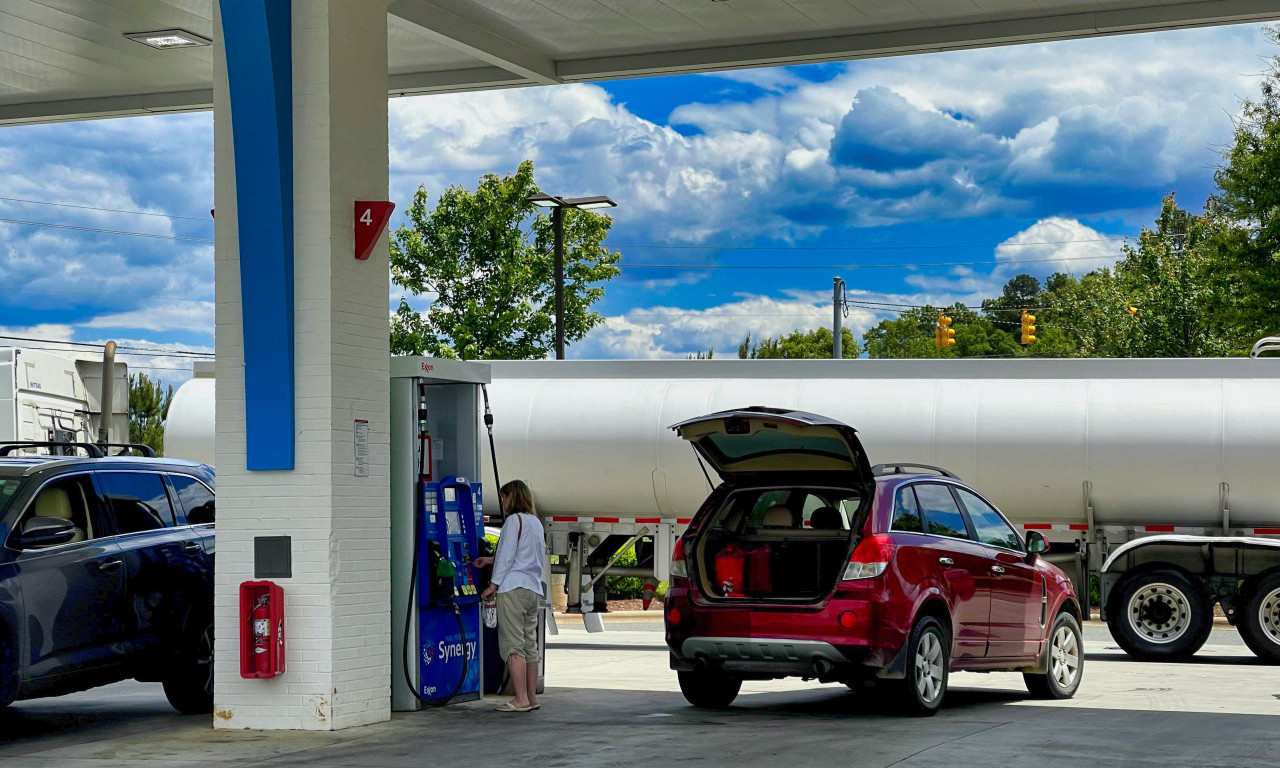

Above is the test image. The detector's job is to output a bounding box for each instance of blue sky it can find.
[0,22,1274,381]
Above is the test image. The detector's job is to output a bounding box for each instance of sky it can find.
[0,22,1275,383]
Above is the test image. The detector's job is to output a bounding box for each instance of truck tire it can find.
[1108,569,1212,661]
[1024,612,1083,699]
[677,668,741,708]
[893,616,948,716]
[163,619,214,715]
[1238,573,1280,664]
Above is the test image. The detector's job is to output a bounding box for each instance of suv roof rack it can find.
[0,441,105,458]
[0,442,159,459]
[871,463,961,480]
[101,443,158,457]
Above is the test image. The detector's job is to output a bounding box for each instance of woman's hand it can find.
[473,556,494,569]
[481,584,498,601]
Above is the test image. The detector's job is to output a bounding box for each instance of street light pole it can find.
[552,205,565,360]
[527,192,618,361]
[833,276,845,359]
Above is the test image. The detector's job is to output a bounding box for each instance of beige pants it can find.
[497,588,541,662]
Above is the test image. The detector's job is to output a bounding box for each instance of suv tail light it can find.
[842,534,894,581]
[670,536,688,580]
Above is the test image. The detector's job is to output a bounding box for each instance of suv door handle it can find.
[183,541,203,553]
[991,565,1006,574]
[96,559,123,573]
[938,557,954,566]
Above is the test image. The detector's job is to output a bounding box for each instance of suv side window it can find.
[12,474,102,548]
[914,483,971,540]
[891,486,924,532]
[97,472,175,534]
[170,475,215,525]
[956,488,1022,551]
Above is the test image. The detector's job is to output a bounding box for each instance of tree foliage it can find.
[859,30,1280,360]
[129,373,173,455]
[389,161,621,359]
[738,327,861,359]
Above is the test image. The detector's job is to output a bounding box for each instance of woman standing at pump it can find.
[476,480,545,712]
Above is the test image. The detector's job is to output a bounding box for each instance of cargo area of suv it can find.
[694,486,865,601]
[671,408,875,603]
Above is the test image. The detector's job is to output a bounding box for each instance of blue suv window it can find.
[97,472,175,534]
[170,475,215,525]
[914,483,971,540]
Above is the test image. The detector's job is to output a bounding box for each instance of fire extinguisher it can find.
[250,593,272,676]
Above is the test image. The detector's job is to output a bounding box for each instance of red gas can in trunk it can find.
[713,545,746,597]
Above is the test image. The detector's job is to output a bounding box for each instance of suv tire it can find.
[894,616,948,716]
[678,668,742,709]
[1109,569,1212,661]
[1024,612,1083,699]
[163,618,214,715]
[0,634,14,709]
[1238,573,1280,664]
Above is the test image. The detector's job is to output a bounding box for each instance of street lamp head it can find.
[563,195,617,210]
[527,193,564,208]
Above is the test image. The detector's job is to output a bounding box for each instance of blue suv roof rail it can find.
[100,443,158,457]
[0,441,105,458]
[871,463,961,480]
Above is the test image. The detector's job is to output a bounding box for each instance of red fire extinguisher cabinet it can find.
[240,581,286,679]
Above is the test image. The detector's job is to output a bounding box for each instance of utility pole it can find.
[833,276,846,359]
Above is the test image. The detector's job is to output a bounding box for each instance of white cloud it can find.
[83,301,214,334]
[993,217,1124,275]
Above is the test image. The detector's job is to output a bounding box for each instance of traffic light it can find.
[935,313,955,349]
[1020,309,1036,345]
[1126,302,1138,316]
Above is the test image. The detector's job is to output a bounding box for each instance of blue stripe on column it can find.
[218,0,295,471]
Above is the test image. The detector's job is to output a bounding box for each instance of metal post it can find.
[832,277,844,359]
[98,340,116,445]
[553,206,565,360]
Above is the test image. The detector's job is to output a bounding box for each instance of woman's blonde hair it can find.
[500,479,536,515]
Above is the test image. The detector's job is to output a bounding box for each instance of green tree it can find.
[129,373,173,455]
[1212,26,1280,340]
[738,327,860,359]
[389,161,621,359]
[862,304,1022,358]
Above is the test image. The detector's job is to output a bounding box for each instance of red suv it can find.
[664,408,1083,715]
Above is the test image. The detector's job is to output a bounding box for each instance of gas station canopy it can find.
[1,0,1277,126]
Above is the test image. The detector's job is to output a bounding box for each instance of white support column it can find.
[213,0,393,731]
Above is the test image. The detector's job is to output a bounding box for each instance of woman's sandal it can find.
[495,702,533,713]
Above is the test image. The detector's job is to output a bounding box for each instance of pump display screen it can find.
[445,510,461,535]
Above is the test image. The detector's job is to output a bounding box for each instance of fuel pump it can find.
[391,359,492,710]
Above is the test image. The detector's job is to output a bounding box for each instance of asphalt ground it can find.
[0,621,1276,767]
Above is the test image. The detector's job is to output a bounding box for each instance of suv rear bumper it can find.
[673,636,853,676]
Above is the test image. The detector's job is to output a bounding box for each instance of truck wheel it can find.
[893,616,949,716]
[163,619,214,715]
[1238,573,1280,663]
[677,668,741,708]
[1109,569,1212,661]
[1024,612,1083,699]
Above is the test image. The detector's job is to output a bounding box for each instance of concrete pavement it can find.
[0,623,1276,767]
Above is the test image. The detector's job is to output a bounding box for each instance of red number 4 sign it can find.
[354,201,396,261]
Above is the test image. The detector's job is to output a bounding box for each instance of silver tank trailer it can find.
[483,358,1280,529]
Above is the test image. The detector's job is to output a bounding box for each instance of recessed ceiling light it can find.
[124,29,212,50]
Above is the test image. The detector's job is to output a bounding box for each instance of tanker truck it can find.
[167,357,1280,662]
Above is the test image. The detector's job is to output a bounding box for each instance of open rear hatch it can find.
[671,408,874,603]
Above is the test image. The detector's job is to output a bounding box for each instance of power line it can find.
[617,253,1118,271]
[611,238,1122,251]
[0,217,213,243]
[0,196,211,223]
[0,334,213,359]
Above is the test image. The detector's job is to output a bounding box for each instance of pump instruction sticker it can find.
[354,419,369,477]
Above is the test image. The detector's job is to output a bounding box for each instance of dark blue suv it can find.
[0,444,215,714]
